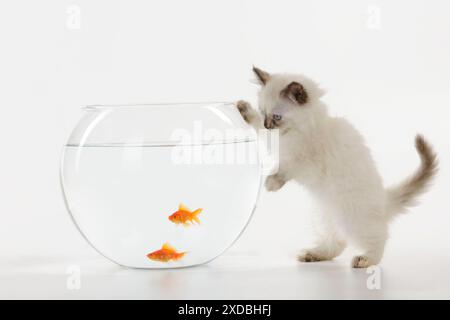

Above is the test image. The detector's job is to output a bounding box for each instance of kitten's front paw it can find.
[236,100,252,123]
[264,174,285,192]
[351,255,376,268]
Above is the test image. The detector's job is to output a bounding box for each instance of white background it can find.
[1,0,450,299]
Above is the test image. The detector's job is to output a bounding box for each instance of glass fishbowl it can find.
[60,102,262,268]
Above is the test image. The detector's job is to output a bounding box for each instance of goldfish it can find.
[168,203,203,226]
[146,243,186,262]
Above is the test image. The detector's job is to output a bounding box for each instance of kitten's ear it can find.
[253,66,270,85]
[280,81,308,105]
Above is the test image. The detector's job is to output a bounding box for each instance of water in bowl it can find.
[61,142,261,268]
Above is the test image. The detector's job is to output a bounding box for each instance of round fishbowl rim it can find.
[83,101,235,110]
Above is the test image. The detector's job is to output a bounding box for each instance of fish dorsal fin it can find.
[178,203,190,212]
[162,243,175,251]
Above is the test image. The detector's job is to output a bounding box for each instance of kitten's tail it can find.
[386,134,438,217]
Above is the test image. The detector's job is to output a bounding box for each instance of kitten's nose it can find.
[264,117,273,129]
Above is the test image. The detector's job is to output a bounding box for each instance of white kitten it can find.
[237,67,438,268]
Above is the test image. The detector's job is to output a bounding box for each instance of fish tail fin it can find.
[192,208,202,224]
[193,216,201,225]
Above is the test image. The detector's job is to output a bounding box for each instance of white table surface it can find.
[2,247,449,299]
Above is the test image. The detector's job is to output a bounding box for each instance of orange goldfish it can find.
[168,203,203,226]
[146,243,186,262]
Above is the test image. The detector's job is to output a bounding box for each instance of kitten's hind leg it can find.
[351,232,387,268]
[298,233,347,262]
[298,209,347,262]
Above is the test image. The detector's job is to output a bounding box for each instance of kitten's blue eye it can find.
[273,114,282,121]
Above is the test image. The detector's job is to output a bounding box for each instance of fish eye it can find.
[273,114,282,121]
